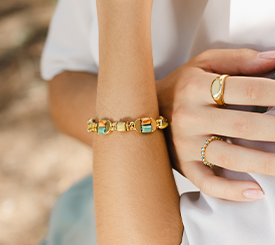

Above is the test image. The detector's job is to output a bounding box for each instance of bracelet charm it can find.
[117,122,127,132]
[98,120,112,135]
[135,117,156,133]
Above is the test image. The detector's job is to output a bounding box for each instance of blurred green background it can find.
[0,1,93,244]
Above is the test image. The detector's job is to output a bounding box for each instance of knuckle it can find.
[262,154,275,175]
[172,106,195,129]
[218,151,235,169]
[195,50,208,62]
[173,139,189,158]
[233,49,243,61]
[244,83,262,104]
[233,48,252,74]
[234,48,251,61]
[222,185,238,200]
[198,177,237,200]
[181,79,201,98]
[198,178,214,196]
[172,135,184,149]
[193,49,215,69]
[172,107,185,125]
[232,117,251,138]
[196,49,215,61]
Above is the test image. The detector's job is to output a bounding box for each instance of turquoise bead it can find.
[201,156,204,159]
[141,125,152,133]
[98,127,106,135]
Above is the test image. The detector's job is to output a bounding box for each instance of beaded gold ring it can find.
[201,136,223,167]
[87,116,168,135]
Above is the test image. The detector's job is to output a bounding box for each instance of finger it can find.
[201,139,275,177]
[192,48,275,75]
[195,73,275,107]
[224,76,275,106]
[178,134,275,176]
[183,161,264,202]
[203,108,275,141]
[203,75,275,106]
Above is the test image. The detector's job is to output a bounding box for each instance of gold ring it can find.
[210,75,229,106]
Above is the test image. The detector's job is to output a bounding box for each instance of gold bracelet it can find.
[87,116,168,135]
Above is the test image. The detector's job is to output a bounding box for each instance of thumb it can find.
[192,49,275,76]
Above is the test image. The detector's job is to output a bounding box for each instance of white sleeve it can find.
[41,0,98,80]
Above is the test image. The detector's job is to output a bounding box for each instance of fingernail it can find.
[243,189,264,200]
[258,50,275,59]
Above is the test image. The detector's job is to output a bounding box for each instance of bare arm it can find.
[48,46,275,205]
[48,71,97,146]
[93,0,182,244]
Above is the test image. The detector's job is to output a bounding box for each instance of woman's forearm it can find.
[49,71,97,146]
[95,0,157,119]
[94,1,183,244]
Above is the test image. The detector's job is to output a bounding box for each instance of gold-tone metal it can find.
[135,119,142,133]
[87,119,97,132]
[111,122,117,131]
[126,121,130,131]
[201,136,223,168]
[151,118,157,132]
[129,121,135,131]
[105,120,112,134]
[87,116,168,135]
[135,118,156,133]
[97,120,112,135]
[210,74,229,106]
[125,121,135,131]
[156,116,168,129]
[116,122,126,132]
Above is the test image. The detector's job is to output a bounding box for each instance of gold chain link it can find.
[129,121,135,131]
[110,122,117,131]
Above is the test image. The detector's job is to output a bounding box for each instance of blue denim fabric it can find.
[40,176,97,245]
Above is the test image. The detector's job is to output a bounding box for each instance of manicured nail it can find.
[258,50,275,59]
[243,189,264,200]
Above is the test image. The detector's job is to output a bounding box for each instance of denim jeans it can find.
[40,176,97,245]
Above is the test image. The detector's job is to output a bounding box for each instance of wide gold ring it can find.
[210,74,229,106]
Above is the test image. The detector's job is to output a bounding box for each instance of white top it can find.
[41,1,275,244]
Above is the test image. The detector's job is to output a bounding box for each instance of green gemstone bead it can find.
[98,127,106,135]
[141,125,152,133]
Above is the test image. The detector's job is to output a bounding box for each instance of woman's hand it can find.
[157,49,275,201]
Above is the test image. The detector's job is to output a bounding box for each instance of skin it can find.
[49,49,275,202]
[93,0,182,244]
[48,71,97,147]
[48,2,275,204]
[157,49,275,201]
